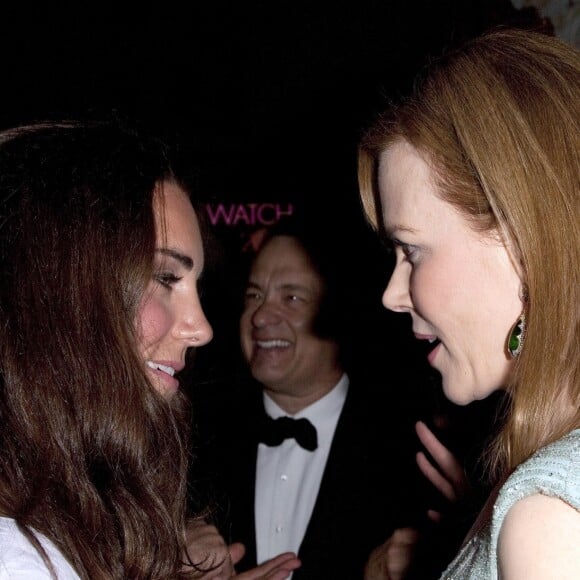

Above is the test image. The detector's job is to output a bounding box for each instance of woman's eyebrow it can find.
[385,224,418,238]
[156,248,194,270]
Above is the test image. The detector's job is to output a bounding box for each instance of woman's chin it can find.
[441,379,478,406]
[442,377,502,406]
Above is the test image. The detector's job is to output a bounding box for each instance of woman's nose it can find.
[177,293,213,346]
[382,264,412,313]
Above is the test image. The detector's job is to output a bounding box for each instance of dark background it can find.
[0,1,544,201]
[0,0,544,455]
[2,6,554,558]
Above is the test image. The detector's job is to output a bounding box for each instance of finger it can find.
[384,528,420,580]
[258,553,300,575]
[236,553,300,579]
[265,569,300,580]
[364,554,389,580]
[363,536,392,580]
[415,421,465,488]
[416,451,457,501]
[229,542,246,565]
[237,563,300,580]
[363,530,419,580]
[427,509,442,522]
[391,527,420,545]
[385,546,414,580]
[186,521,220,541]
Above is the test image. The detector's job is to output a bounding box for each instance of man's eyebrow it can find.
[245,281,311,294]
[245,281,261,291]
[279,283,311,293]
[156,248,194,270]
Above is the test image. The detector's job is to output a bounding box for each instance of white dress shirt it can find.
[254,373,349,565]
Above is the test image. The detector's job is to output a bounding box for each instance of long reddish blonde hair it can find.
[359,29,580,478]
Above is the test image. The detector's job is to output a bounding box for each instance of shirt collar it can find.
[263,373,349,431]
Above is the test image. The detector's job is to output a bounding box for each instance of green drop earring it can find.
[508,284,528,358]
[507,312,526,358]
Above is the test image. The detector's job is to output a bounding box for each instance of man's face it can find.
[240,236,341,405]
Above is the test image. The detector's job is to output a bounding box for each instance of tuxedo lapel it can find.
[228,436,259,568]
[296,386,359,550]
[215,390,265,571]
[292,380,410,579]
[230,402,264,571]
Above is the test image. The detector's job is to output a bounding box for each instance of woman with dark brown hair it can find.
[0,122,300,579]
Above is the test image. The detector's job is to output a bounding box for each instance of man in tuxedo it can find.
[197,219,432,579]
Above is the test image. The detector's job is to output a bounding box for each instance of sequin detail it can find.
[439,430,580,579]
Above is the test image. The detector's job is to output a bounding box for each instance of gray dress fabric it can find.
[440,429,580,579]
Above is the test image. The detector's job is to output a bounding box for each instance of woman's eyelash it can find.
[155,272,181,288]
[392,239,418,261]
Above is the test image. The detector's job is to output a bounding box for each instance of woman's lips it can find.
[427,341,442,365]
[146,361,181,395]
[149,368,179,396]
[414,333,442,365]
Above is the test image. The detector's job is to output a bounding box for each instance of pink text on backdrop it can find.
[205,203,294,226]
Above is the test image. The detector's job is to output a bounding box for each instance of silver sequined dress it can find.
[440,429,580,579]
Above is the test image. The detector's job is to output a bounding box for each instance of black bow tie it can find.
[258,416,318,451]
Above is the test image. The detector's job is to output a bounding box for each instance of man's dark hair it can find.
[252,210,386,373]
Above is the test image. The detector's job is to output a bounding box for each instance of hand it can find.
[183,519,299,579]
[235,552,301,580]
[364,527,420,580]
[415,421,470,520]
[183,519,238,578]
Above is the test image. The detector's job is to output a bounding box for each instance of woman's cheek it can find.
[411,264,448,315]
[136,296,172,353]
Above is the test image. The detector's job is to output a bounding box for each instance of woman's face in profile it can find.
[136,181,213,399]
[377,140,522,405]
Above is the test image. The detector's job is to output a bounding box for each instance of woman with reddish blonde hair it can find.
[359,29,579,578]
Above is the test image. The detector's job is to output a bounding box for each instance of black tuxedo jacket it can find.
[195,376,428,579]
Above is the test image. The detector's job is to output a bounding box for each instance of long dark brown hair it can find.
[0,122,204,578]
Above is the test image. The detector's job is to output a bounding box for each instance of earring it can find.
[507,312,526,358]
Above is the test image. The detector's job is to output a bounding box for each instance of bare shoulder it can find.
[498,493,580,579]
